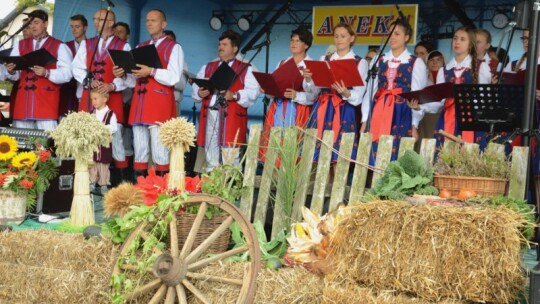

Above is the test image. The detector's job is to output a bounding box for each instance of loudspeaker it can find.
[514,0,532,30]
[530,262,540,303]
[40,158,75,214]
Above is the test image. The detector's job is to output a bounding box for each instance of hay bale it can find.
[322,278,466,304]
[0,230,117,303]
[328,201,528,303]
[188,261,323,304]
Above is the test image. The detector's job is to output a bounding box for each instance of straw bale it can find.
[188,261,324,304]
[322,277,466,304]
[328,201,528,303]
[0,230,117,303]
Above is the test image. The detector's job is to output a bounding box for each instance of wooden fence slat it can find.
[239,124,261,220]
[311,130,334,215]
[486,142,505,155]
[291,128,317,221]
[508,146,528,199]
[253,128,280,225]
[272,128,298,238]
[420,138,436,167]
[329,133,355,212]
[398,137,415,159]
[349,132,372,204]
[372,135,393,185]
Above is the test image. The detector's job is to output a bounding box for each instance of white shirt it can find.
[174,60,189,101]
[94,105,118,134]
[0,46,6,81]
[503,54,540,72]
[72,36,131,98]
[7,36,73,84]
[366,49,427,126]
[414,55,491,126]
[303,50,369,120]
[191,58,260,108]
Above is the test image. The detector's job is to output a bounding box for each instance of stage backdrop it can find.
[312,4,418,45]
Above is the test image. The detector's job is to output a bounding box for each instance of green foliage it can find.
[228,221,288,268]
[364,150,438,201]
[16,0,46,9]
[434,143,510,179]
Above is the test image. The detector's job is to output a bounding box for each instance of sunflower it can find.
[11,151,37,169]
[0,135,18,161]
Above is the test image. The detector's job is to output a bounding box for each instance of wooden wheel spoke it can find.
[169,212,179,257]
[176,284,188,304]
[182,279,211,304]
[124,278,162,301]
[186,271,243,286]
[148,284,167,304]
[120,264,153,274]
[164,286,176,304]
[186,215,234,264]
[179,202,208,259]
[187,245,249,271]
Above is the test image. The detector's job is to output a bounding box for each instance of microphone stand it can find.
[83,3,114,111]
[0,17,34,49]
[364,12,400,133]
[496,23,517,84]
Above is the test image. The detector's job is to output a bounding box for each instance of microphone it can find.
[244,39,270,52]
[103,0,115,7]
[395,4,409,27]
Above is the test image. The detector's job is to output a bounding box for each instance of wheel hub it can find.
[152,253,187,286]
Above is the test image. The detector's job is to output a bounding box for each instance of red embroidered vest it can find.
[14,37,61,120]
[79,36,127,122]
[128,38,176,125]
[197,59,249,147]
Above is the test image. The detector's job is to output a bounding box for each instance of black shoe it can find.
[134,169,147,180]
[155,170,168,177]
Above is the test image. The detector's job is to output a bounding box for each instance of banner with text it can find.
[312,4,418,45]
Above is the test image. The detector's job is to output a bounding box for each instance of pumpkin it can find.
[439,189,452,199]
[457,188,477,200]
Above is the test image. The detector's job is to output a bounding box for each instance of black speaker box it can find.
[41,158,75,214]
[530,262,540,303]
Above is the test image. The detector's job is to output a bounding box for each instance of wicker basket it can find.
[0,190,26,225]
[174,212,231,253]
[433,175,507,197]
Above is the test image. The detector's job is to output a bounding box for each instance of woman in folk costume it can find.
[410,27,491,149]
[303,22,369,162]
[367,19,427,164]
[259,27,316,162]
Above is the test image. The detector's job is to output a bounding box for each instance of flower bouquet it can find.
[0,135,57,223]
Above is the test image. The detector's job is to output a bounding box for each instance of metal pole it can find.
[522,0,539,142]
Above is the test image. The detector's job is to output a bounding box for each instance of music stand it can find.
[454,84,525,141]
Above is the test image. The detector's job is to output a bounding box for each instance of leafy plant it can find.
[434,143,510,179]
[364,150,438,201]
[228,221,288,269]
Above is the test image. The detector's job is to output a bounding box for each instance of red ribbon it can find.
[317,92,342,143]
[370,88,403,142]
[443,97,456,136]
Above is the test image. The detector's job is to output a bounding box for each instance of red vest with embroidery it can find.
[14,37,61,120]
[197,59,249,147]
[79,36,127,123]
[128,38,176,125]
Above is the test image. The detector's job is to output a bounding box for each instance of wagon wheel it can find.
[112,194,261,303]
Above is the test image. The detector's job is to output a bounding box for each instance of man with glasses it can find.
[72,9,132,178]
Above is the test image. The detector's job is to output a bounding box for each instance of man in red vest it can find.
[114,9,184,177]
[4,9,72,131]
[72,9,130,172]
[191,30,260,172]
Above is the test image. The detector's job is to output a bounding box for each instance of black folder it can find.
[191,62,238,93]
[108,44,163,72]
[0,93,9,103]
[0,48,57,70]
